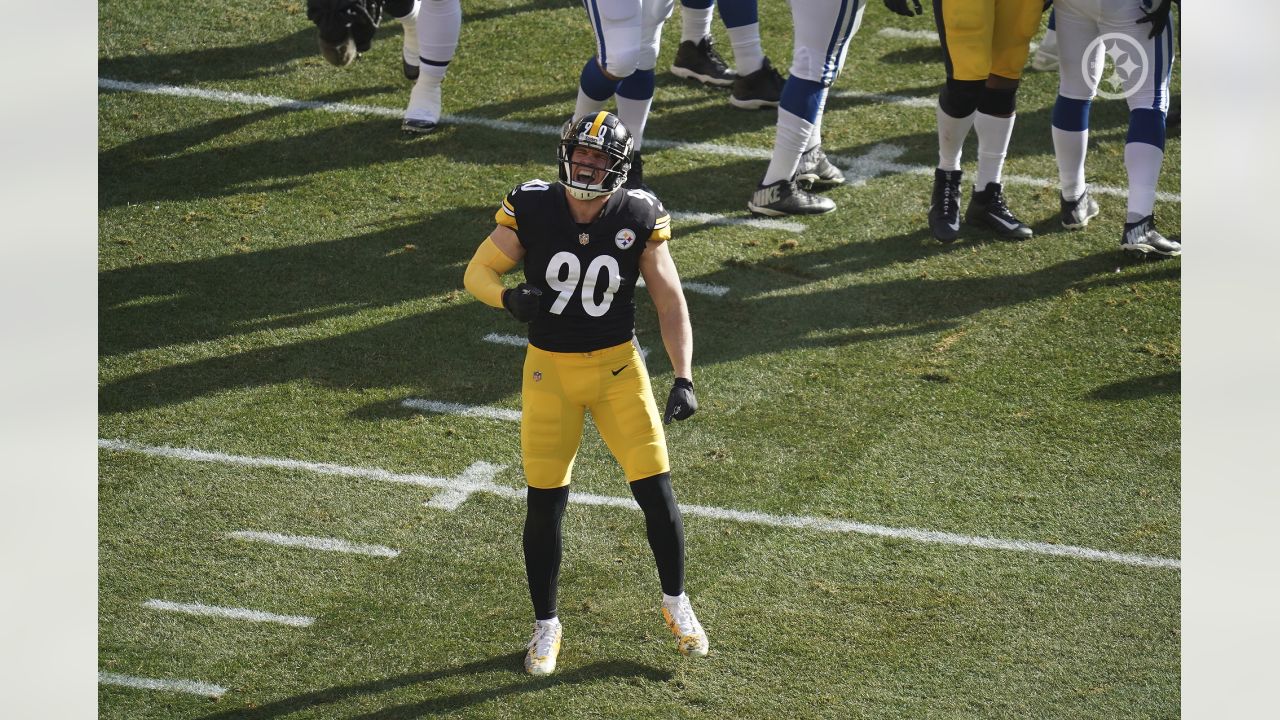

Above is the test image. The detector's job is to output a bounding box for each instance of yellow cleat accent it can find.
[662,595,709,658]
[524,619,562,676]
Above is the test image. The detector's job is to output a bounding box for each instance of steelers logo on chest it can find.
[615,228,637,250]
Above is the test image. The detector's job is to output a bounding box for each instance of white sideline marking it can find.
[635,276,731,298]
[670,211,806,234]
[98,78,1181,203]
[831,89,937,108]
[831,144,1180,203]
[98,671,226,698]
[878,27,940,42]
[482,332,528,347]
[228,530,400,557]
[402,398,521,422]
[101,439,1179,569]
[98,437,509,510]
[143,599,316,627]
[482,333,651,358]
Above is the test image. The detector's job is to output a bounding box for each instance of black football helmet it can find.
[557,111,633,200]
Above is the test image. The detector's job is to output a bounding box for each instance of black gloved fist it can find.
[1136,0,1172,39]
[663,378,697,425]
[502,283,542,323]
[883,0,923,17]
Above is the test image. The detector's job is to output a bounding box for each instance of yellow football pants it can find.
[937,0,1043,81]
[521,339,669,489]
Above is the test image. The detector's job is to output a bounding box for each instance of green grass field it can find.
[98,1,1180,717]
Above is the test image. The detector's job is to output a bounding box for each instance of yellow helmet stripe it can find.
[588,111,608,138]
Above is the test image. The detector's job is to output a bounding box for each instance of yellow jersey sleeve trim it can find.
[649,213,671,242]
[495,198,519,230]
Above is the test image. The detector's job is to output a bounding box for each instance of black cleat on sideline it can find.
[795,145,846,191]
[401,118,438,135]
[965,181,1033,239]
[1060,188,1100,229]
[671,37,736,87]
[748,178,836,217]
[1121,215,1181,257]
[730,58,785,110]
[929,168,963,243]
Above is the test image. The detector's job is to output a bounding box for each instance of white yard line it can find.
[98,671,226,698]
[401,398,521,422]
[227,530,401,557]
[635,276,731,297]
[669,211,805,234]
[830,89,937,108]
[143,599,316,627]
[100,439,1180,570]
[481,332,528,348]
[877,27,940,42]
[98,78,1180,203]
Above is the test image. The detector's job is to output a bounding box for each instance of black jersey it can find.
[494,180,672,353]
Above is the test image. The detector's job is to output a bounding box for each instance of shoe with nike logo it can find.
[929,168,963,243]
[965,181,1033,240]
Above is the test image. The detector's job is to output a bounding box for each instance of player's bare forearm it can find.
[657,302,693,381]
[640,240,693,381]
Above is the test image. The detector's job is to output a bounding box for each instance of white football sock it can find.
[974,111,1015,189]
[1052,126,1088,201]
[616,94,655,152]
[762,108,815,185]
[405,73,442,122]
[417,0,461,66]
[574,90,609,125]
[681,6,713,44]
[936,103,974,172]
[1125,142,1164,221]
[397,0,420,67]
[727,23,764,75]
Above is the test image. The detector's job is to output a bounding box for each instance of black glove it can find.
[502,283,542,323]
[883,0,923,17]
[663,378,697,425]
[1136,0,1172,39]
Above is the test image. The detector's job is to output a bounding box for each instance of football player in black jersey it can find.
[464,112,708,676]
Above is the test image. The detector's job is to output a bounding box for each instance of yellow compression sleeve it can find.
[464,237,519,309]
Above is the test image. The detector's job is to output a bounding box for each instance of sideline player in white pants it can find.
[1050,0,1179,256]
[574,0,678,189]
[746,0,866,217]
[401,0,463,134]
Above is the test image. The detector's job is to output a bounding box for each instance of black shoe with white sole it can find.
[730,58,784,110]
[929,168,963,243]
[965,181,1033,239]
[1121,215,1181,257]
[1060,189,1100,229]
[748,178,836,217]
[795,145,845,191]
[671,37,735,87]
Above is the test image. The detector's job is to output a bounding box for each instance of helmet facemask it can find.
[557,112,633,200]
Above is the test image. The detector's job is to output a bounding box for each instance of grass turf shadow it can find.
[193,653,670,719]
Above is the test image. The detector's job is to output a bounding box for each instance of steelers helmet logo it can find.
[615,228,636,250]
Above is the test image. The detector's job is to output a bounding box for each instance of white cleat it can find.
[524,618,562,676]
[662,593,709,657]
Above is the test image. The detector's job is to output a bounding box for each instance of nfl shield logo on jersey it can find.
[579,232,591,246]
[615,228,636,250]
